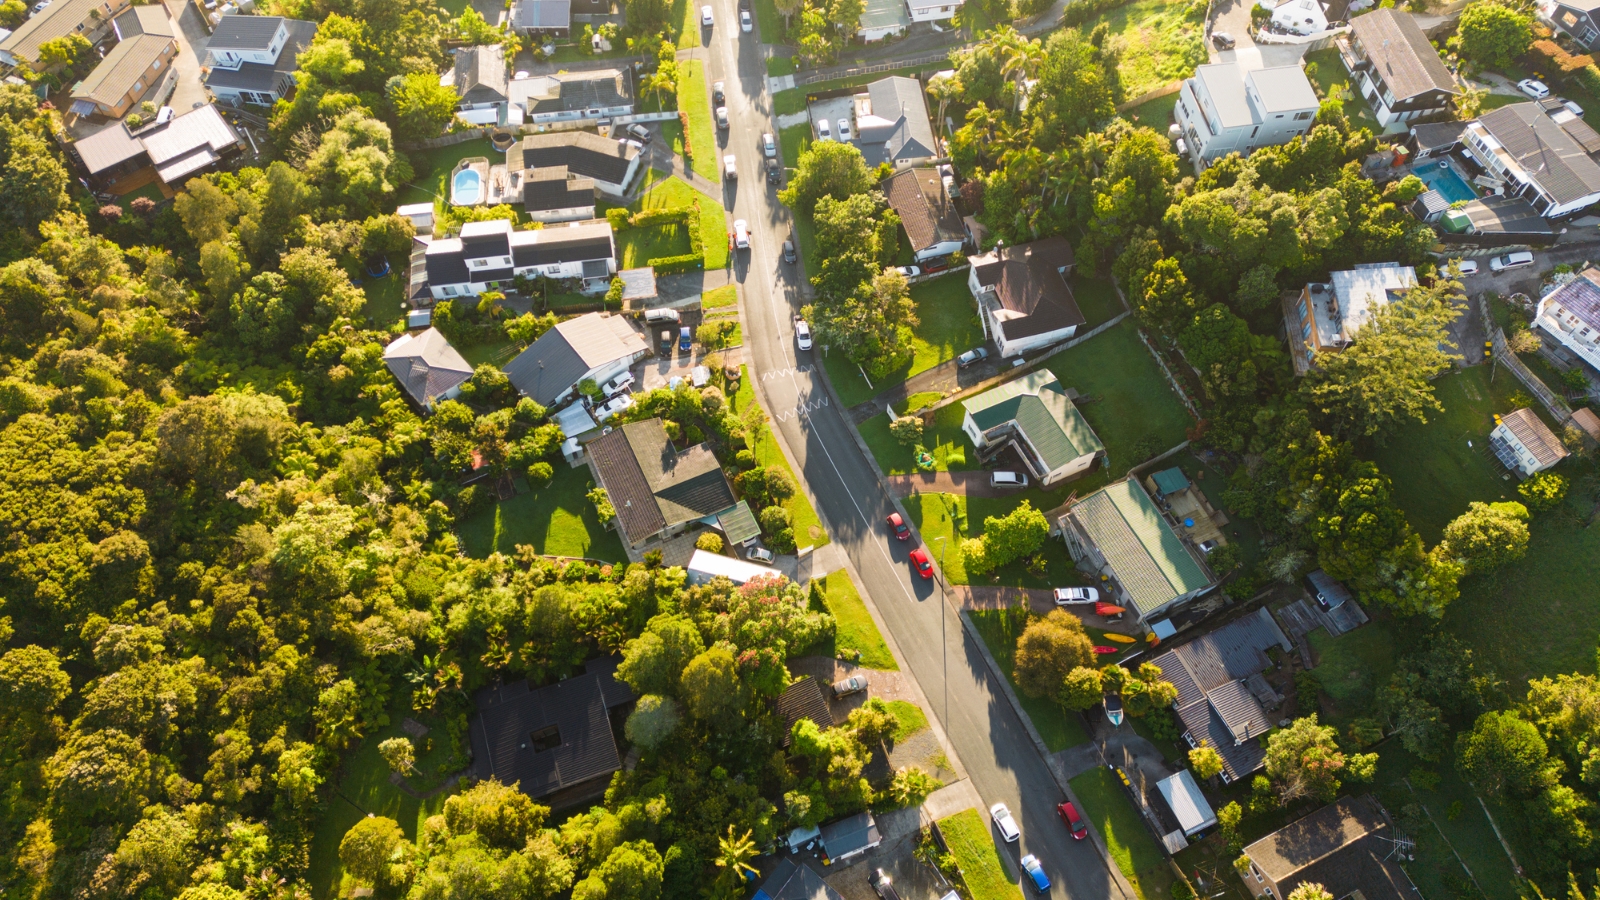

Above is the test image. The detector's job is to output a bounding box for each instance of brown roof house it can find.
[586,418,739,555]
[966,236,1084,357]
[1239,796,1419,900]
[0,0,130,70]
[67,5,178,119]
[1337,9,1458,133]
[1490,407,1569,476]
[882,167,965,263]
[383,327,474,410]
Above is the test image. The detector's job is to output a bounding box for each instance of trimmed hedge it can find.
[649,253,704,274]
[606,207,631,230]
[631,205,695,228]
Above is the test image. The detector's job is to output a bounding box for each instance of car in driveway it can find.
[894,265,921,278]
[783,240,796,264]
[1565,98,1586,118]
[724,155,738,180]
[679,326,693,352]
[713,81,725,105]
[715,106,729,129]
[747,546,775,563]
[1052,587,1100,605]
[761,132,777,157]
[1489,250,1535,272]
[1519,78,1551,99]
[795,319,813,349]
[701,4,713,25]
[1058,801,1088,839]
[886,512,910,540]
[734,218,749,249]
[832,674,868,697]
[956,347,988,368]
[1211,31,1234,49]
[1449,258,1479,276]
[595,393,633,421]
[837,118,853,141]
[740,9,752,30]
[991,470,1028,488]
[816,118,832,141]
[868,869,901,900]
[909,546,933,579]
[602,372,634,396]
[990,802,1020,842]
[626,123,652,142]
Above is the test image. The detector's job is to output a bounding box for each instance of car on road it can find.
[1052,587,1100,604]
[626,123,652,142]
[909,546,934,579]
[990,803,1020,842]
[766,157,781,184]
[595,393,633,422]
[1020,855,1050,893]
[734,218,749,249]
[894,265,921,278]
[869,869,901,900]
[701,4,713,25]
[832,674,868,697]
[1449,258,1479,276]
[1519,78,1551,99]
[740,9,752,30]
[747,546,775,563]
[1211,31,1234,49]
[761,132,777,157]
[716,106,729,129]
[991,470,1028,488]
[783,240,796,264]
[837,118,853,141]
[713,81,725,105]
[724,154,738,179]
[1489,250,1535,272]
[679,326,693,352]
[887,512,910,540]
[1057,801,1088,839]
[956,346,988,368]
[602,372,634,396]
[795,319,813,349]
[816,118,832,141]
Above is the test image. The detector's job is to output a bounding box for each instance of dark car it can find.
[869,869,902,900]
[766,157,781,184]
[923,258,949,273]
[782,240,796,264]
[713,81,726,106]
[1057,801,1088,840]
[1211,31,1235,49]
[679,326,692,352]
[887,512,910,540]
[659,330,674,353]
[909,547,933,580]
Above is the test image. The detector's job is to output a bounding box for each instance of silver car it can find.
[832,674,868,697]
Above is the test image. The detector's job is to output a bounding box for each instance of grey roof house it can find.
[449,43,510,109]
[508,131,643,197]
[502,310,647,407]
[509,69,633,125]
[72,103,244,189]
[511,0,571,34]
[1239,796,1419,900]
[384,327,474,409]
[819,812,881,864]
[585,418,738,550]
[753,860,842,900]
[966,237,1085,356]
[1464,102,1600,217]
[852,76,937,168]
[203,14,317,106]
[960,370,1103,486]
[1550,0,1600,50]
[1338,8,1458,132]
[1058,478,1217,622]
[883,167,965,263]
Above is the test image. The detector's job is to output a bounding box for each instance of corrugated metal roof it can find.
[1206,679,1270,743]
[1543,269,1600,332]
[1070,479,1211,616]
[72,33,174,108]
[965,370,1103,471]
[1,0,122,66]
[1501,407,1568,468]
[1479,103,1600,206]
[716,500,761,545]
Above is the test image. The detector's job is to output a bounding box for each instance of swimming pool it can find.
[452,168,482,205]
[1415,160,1476,204]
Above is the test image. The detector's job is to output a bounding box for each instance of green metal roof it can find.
[1151,467,1189,496]
[963,370,1103,472]
[1072,479,1212,617]
[717,500,761,546]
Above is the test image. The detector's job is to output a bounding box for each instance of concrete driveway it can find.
[162,0,211,113]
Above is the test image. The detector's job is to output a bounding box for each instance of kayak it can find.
[1095,603,1125,616]
[1093,646,1121,655]
[1103,633,1137,644]
[1146,633,1161,645]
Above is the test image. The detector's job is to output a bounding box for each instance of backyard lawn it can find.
[937,809,1023,900]
[1073,275,1126,330]
[679,59,720,183]
[731,368,830,548]
[456,463,629,561]
[966,609,1091,751]
[1123,90,1180,131]
[361,270,406,328]
[1083,0,1207,99]
[1068,767,1174,900]
[807,569,898,669]
[400,137,499,207]
[823,275,986,407]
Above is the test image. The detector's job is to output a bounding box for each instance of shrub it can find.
[734,449,756,469]
[526,461,554,488]
[607,207,631,230]
[767,528,797,553]
[696,532,725,552]
[1518,471,1568,511]
[649,252,703,274]
[888,414,923,446]
[758,505,791,535]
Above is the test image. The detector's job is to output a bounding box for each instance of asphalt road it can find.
[694,10,1133,900]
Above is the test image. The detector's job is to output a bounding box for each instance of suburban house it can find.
[203,14,317,106]
[584,418,740,553]
[0,0,129,70]
[1338,8,1458,131]
[467,657,635,804]
[960,370,1104,485]
[1547,0,1600,49]
[777,677,833,748]
[1057,479,1217,624]
[1174,62,1319,168]
[1270,0,1326,34]
[509,131,642,198]
[1491,407,1569,476]
[857,0,909,40]
[908,0,962,23]
[445,43,509,121]
[966,237,1086,356]
[383,328,474,409]
[883,167,965,263]
[517,166,598,222]
[67,6,178,119]
[1464,102,1600,218]
[511,0,571,36]
[71,103,244,191]
[503,311,649,407]
[1535,266,1600,373]
[852,76,938,168]
[1239,796,1420,900]
[509,69,633,126]
[1149,608,1293,782]
[819,813,882,865]
[753,859,843,900]
[420,218,616,301]
[1282,262,1418,375]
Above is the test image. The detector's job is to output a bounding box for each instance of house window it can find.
[133,79,143,92]
[1250,126,1260,138]
[441,286,457,296]
[470,259,488,267]
[1294,111,1313,120]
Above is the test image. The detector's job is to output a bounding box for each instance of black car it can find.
[1211,31,1235,49]
[869,869,902,900]
[765,157,781,184]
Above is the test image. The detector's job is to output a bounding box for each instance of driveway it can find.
[884,471,1022,499]
[162,0,211,113]
[848,353,1000,424]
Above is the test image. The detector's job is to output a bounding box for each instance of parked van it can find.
[644,308,680,325]
[1489,251,1535,272]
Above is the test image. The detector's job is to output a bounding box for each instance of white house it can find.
[1464,103,1600,218]
[960,370,1105,485]
[882,167,965,263]
[1491,409,1569,476]
[383,328,474,409]
[503,312,650,406]
[1282,263,1417,374]
[907,0,963,23]
[422,218,616,300]
[966,237,1085,357]
[1174,62,1319,168]
[857,0,910,40]
[203,14,317,106]
[1536,267,1600,373]
[1270,0,1327,34]
[508,69,633,125]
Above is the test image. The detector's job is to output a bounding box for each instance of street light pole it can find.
[934,534,949,727]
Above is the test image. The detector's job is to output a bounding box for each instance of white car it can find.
[1565,99,1586,118]
[990,470,1028,488]
[513,70,530,80]
[1053,587,1101,605]
[734,218,749,249]
[816,118,832,141]
[894,265,921,278]
[716,106,729,130]
[595,393,633,422]
[1519,78,1550,99]
[761,132,777,158]
[747,546,776,563]
[740,9,752,30]
[701,4,713,25]
[795,320,813,350]
[602,372,635,396]
[990,803,1020,843]
[1489,250,1535,272]
[837,118,852,141]
[724,155,738,180]
[1449,258,1479,277]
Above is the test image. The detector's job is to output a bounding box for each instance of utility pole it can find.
[934,534,949,727]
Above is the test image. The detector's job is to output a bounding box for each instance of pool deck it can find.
[1408,156,1480,204]
[451,157,491,207]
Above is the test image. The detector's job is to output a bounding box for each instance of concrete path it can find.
[884,471,1015,498]
[954,587,1140,634]
[921,779,982,822]
[161,0,210,113]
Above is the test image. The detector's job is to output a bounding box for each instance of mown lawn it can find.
[361,270,407,328]
[1308,622,1398,723]
[937,809,1023,900]
[456,463,628,561]
[822,275,986,408]
[907,486,1107,589]
[632,173,730,270]
[673,0,699,47]
[1304,48,1382,134]
[966,609,1091,751]
[887,700,928,740]
[809,569,898,669]
[1068,767,1173,900]
[1073,275,1126,330]
[1083,0,1206,99]
[679,59,720,183]
[1123,90,1180,131]
[400,137,499,207]
[618,219,692,268]
[766,54,795,77]
[703,284,737,308]
[860,402,974,475]
[731,367,830,548]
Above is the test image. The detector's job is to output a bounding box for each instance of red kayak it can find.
[1093,646,1121,655]
[1095,603,1125,617]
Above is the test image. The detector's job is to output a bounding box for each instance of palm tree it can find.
[993,27,1043,114]
[927,73,960,142]
[715,826,760,882]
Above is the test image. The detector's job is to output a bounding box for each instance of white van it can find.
[990,471,1028,488]
[1489,251,1535,272]
[644,308,680,325]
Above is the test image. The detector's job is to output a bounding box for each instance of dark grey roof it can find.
[453,43,508,104]
[776,676,832,746]
[1306,570,1353,609]
[585,418,736,544]
[1460,195,1556,236]
[1206,679,1271,744]
[882,167,963,251]
[754,860,842,900]
[383,327,473,406]
[1558,0,1600,14]
[467,657,634,798]
[510,131,637,185]
[1478,103,1600,206]
[557,71,629,110]
[864,76,935,162]
[461,220,512,256]
[523,166,596,211]
[1176,697,1266,781]
[510,227,613,267]
[208,14,284,50]
[819,813,881,859]
[1348,9,1456,101]
[1410,120,1465,150]
[424,244,471,286]
[1411,190,1450,218]
[1244,797,1415,900]
[971,237,1084,340]
[204,18,314,91]
[503,325,589,406]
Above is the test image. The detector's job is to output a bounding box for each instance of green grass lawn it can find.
[456,463,629,561]
[703,284,737,308]
[307,705,463,899]
[461,338,519,369]
[965,609,1092,751]
[679,59,720,183]
[809,569,898,669]
[822,275,986,408]
[673,0,699,46]
[907,487,1106,589]
[887,700,929,740]
[1308,622,1398,723]
[766,54,796,77]
[731,368,830,548]
[780,123,812,169]
[774,89,808,116]
[860,401,973,474]
[1073,275,1126,330]
[1123,90,1180,130]
[1083,0,1206,99]
[400,137,499,207]
[633,173,730,270]
[937,809,1023,900]
[1068,767,1173,900]
[618,220,693,268]
[361,271,406,328]
[1304,49,1382,134]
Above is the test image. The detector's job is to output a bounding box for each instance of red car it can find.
[887,512,910,541]
[1057,801,1088,840]
[909,547,934,579]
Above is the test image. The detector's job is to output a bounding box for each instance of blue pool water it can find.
[452,168,482,205]
[1416,161,1476,204]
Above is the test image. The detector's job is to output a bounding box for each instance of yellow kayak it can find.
[1103,633,1137,644]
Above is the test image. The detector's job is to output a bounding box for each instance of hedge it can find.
[606,207,631,230]
[1061,0,1138,27]
[1530,39,1595,73]
[1578,63,1600,96]
[631,205,695,228]
[649,253,704,274]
